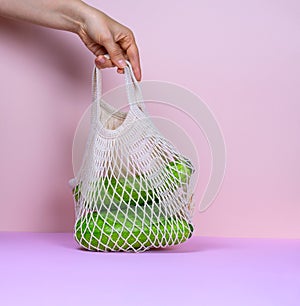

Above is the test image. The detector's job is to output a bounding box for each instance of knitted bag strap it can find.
[92,56,145,123]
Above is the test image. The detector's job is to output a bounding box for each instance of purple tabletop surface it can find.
[0,233,299,306]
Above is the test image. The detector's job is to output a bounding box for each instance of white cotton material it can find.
[69,61,196,252]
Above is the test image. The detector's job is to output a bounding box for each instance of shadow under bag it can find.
[69,61,196,252]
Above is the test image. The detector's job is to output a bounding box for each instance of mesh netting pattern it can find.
[69,60,196,252]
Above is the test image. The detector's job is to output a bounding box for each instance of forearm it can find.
[0,0,89,33]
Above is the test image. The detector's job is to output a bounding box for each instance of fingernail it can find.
[118,59,126,68]
[98,56,106,64]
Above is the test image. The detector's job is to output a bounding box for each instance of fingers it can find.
[126,43,141,81]
[118,30,141,81]
[95,55,125,74]
[101,38,127,70]
[95,33,141,81]
[93,46,108,57]
[95,55,114,69]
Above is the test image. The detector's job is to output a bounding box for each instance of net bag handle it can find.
[92,56,146,122]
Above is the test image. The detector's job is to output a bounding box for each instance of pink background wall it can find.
[0,0,299,238]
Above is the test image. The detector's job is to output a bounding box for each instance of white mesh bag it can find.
[69,60,196,252]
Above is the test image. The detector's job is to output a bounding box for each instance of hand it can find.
[0,0,141,81]
[78,6,141,81]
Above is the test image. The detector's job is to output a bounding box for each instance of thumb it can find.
[102,39,127,69]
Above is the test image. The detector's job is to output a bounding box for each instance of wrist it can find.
[58,0,90,34]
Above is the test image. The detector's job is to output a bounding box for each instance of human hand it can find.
[78,6,141,81]
[0,1,141,80]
